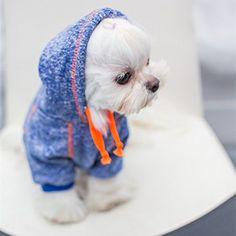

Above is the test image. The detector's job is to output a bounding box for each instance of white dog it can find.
[26,11,168,223]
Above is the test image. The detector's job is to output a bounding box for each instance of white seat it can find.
[0,0,235,235]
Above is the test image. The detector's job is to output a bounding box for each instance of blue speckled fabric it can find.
[23,8,129,190]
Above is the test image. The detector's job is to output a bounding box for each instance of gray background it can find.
[193,0,236,166]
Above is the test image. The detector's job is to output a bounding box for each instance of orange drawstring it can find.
[84,107,111,165]
[107,111,124,157]
[84,107,124,165]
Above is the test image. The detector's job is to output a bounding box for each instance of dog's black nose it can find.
[145,78,160,93]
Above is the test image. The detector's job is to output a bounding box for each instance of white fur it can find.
[35,186,87,223]
[35,174,134,223]
[35,17,168,223]
[86,174,135,211]
[85,18,168,132]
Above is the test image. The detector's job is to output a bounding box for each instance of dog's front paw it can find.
[86,175,135,211]
[35,187,87,223]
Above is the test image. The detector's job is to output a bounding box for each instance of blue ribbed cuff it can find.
[42,182,74,192]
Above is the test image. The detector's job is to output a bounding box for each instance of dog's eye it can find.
[146,58,150,66]
[115,71,132,85]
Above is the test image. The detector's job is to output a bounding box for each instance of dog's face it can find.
[85,18,164,115]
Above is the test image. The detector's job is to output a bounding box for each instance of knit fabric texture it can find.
[23,8,129,190]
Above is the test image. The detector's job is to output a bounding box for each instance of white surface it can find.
[0,104,235,236]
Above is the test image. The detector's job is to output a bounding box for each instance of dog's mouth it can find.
[117,93,157,115]
[139,94,157,111]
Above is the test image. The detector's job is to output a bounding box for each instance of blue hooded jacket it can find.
[23,8,129,192]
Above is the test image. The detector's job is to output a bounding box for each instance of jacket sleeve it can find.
[23,111,75,191]
[25,150,75,191]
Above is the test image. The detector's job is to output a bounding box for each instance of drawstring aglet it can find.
[113,142,123,156]
[101,152,112,165]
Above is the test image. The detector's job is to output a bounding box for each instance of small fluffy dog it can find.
[23,8,168,223]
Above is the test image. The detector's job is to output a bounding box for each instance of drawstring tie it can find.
[84,107,124,165]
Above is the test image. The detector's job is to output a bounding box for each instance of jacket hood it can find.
[38,8,127,120]
[37,8,128,165]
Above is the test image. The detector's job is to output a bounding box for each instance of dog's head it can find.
[85,18,168,115]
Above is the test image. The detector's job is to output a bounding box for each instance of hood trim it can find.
[70,8,127,122]
[70,10,97,122]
